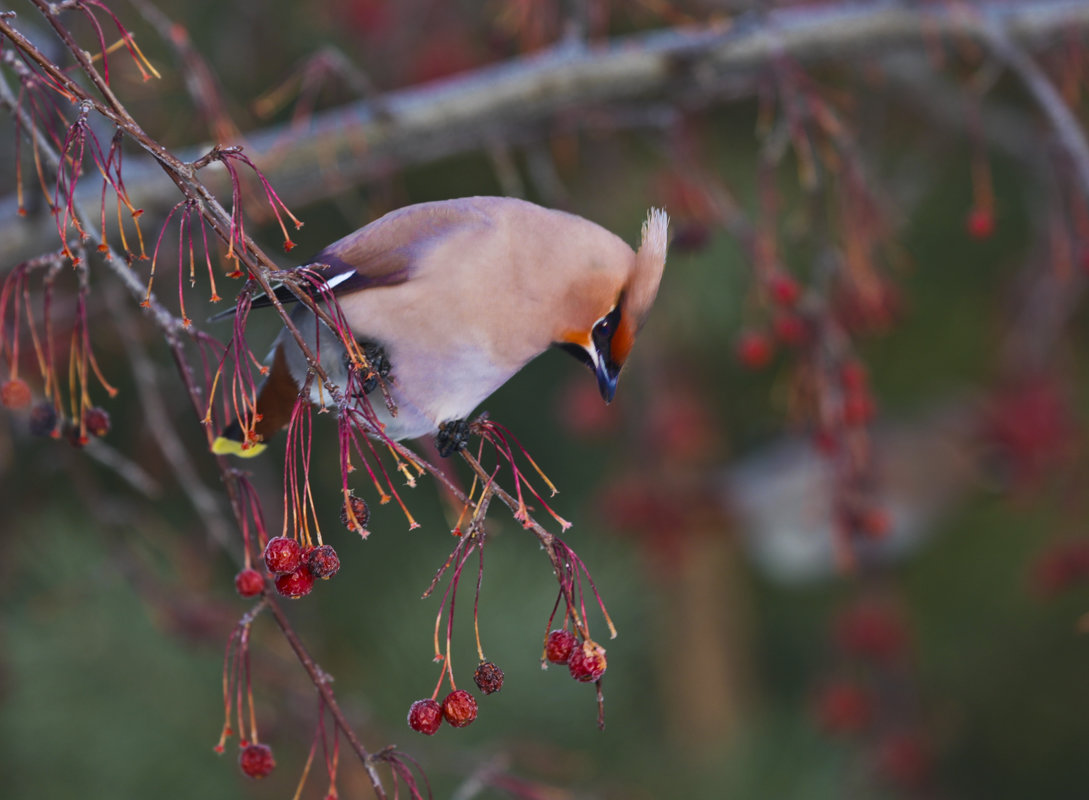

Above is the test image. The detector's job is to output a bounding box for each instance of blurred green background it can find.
[3,1,1089,798]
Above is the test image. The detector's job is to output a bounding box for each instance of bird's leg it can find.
[346,340,391,395]
[435,419,472,458]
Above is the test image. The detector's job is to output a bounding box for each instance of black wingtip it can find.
[206,283,304,323]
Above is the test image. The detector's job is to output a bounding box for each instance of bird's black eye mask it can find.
[591,304,622,369]
[551,304,622,371]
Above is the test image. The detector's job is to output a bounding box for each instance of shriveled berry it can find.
[545,629,578,665]
[28,402,57,437]
[473,661,504,694]
[340,493,370,531]
[407,698,443,735]
[307,544,341,580]
[442,689,477,728]
[264,536,302,574]
[735,330,773,370]
[83,406,110,437]
[238,742,275,779]
[274,565,315,599]
[568,639,607,682]
[1,378,31,410]
[234,568,264,598]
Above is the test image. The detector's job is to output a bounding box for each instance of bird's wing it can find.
[211,199,492,321]
[308,199,494,296]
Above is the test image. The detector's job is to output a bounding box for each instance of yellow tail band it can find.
[212,436,268,458]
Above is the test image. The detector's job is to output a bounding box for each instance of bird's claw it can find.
[349,341,391,395]
[435,419,472,458]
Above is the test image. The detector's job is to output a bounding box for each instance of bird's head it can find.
[555,208,669,402]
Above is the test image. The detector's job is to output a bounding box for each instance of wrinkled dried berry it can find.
[263,536,302,574]
[340,493,370,531]
[306,544,341,580]
[234,568,264,598]
[274,565,315,599]
[407,698,443,735]
[545,629,578,665]
[473,661,504,694]
[83,406,111,437]
[568,639,607,682]
[442,689,477,728]
[238,742,275,779]
[28,402,57,437]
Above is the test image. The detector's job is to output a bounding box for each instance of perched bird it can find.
[212,196,669,457]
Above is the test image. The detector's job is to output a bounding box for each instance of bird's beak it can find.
[594,353,620,404]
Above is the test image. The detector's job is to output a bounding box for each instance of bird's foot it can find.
[435,419,472,458]
[349,341,391,395]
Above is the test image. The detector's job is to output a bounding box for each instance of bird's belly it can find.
[280,310,523,442]
[378,340,518,435]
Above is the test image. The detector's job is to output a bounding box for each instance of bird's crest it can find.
[629,208,669,329]
[608,208,669,368]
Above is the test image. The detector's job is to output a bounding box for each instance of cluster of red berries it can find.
[233,536,342,600]
[545,629,607,682]
[406,661,504,735]
[735,272,808,370]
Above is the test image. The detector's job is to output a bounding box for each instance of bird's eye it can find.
[593,306,621,342]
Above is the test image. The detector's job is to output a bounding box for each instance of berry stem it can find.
[265,597,387,799]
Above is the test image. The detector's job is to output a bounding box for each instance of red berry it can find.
[1,378,31,410]
[814,681,872,735]
[28,402,58,437]
[843,392,875,427]
[545,629,578,665]
[340,493,370,531]
[735,330,773,370]
[407,698,443,735]
[833,601,909,663]
[768,273,801,306]
[306,544,341,580]
[442,689,478,728]
[857,507,891,538]
[274,565,315,599]
[877,732,930,788]
[473,661,504,694]
[567,639,607,682]
[263,536,302,574]
[966,207,995,239]
[82,406,110,437]
[238,742,275,779]
[234,568,264,598]
[772,313,807,346]
[840,361,868,392]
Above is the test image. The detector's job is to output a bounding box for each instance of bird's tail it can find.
[211,345,299,458]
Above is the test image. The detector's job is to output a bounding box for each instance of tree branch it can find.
[3,0,1087,263]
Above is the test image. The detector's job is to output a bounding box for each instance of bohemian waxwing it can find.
[212,196,669,457]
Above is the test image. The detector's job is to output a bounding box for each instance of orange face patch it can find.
[609,315,635,367]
